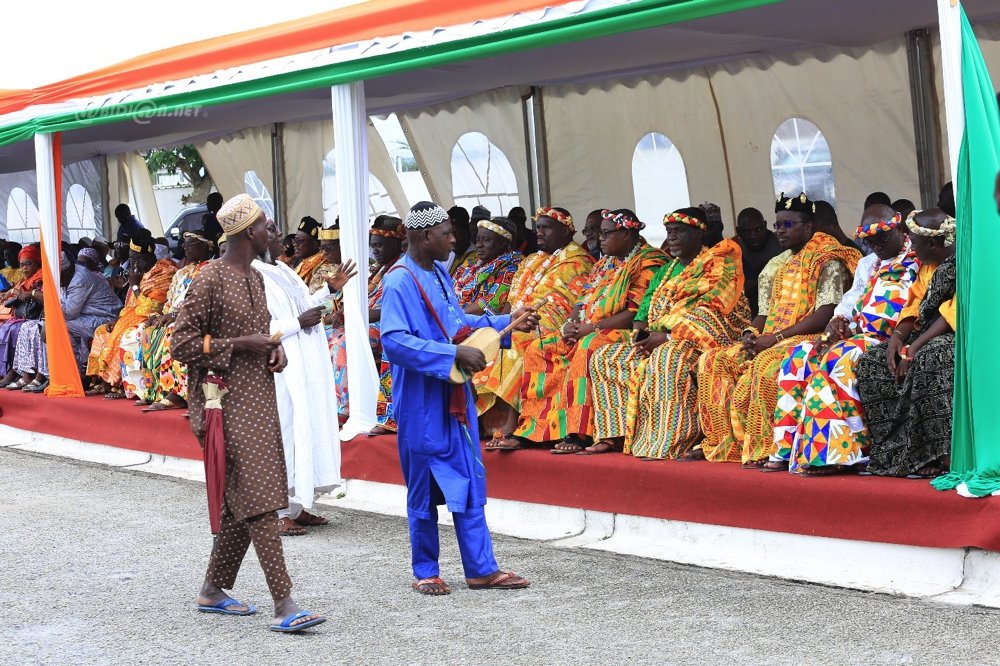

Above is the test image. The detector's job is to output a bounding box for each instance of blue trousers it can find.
[408,505,499,579]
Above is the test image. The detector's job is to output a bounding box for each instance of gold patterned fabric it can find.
[697,233,856,463]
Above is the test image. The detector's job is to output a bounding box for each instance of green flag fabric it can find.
[931,8,1000,496]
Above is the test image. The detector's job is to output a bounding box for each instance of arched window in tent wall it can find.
[631,132,691,247]
[450,132,519,216]
[770,118,836,205]
[65,184,99,243]
[244,170,275,220]
[322,150,398,227]
[6,187,39,243]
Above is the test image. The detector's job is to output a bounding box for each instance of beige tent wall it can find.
[106,153,164,236]
[544,72,730,225]
[544,37,920,236]
[710,37,919,229]
[196,126,274,200]
[282,119,408,229]
[398,86,530,210]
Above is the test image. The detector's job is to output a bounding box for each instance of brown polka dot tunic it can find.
[172,260,288,522]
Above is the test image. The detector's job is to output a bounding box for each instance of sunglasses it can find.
[599,228,626,240]
[773,219,806,231]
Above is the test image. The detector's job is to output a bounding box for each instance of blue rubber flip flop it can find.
[269,610,327,633]
[197,598,257,616]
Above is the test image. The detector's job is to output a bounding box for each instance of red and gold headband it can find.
[602,209,644,231]
[856,212,902,239]
[533,207,574,230]
[663,212,707,231]
[370,226,406,240]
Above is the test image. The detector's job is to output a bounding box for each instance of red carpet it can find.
[2,391,202,459]
[7,391,1000,552]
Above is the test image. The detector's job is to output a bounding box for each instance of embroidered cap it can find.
[404,201,449,229]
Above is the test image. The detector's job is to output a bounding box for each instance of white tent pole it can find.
[937,0,964,182]
[34,133,60,289]
[333,81,380,440]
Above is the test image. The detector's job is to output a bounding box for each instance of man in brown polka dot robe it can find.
[172,193,325,633]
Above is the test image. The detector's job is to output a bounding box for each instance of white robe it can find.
[252,259,342,509]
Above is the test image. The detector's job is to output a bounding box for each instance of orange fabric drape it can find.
[0,0,556,117]
[43,133,84,398]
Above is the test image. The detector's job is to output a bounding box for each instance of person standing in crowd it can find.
[813,201,862,251]
[114,204,146,242]
[478,207,593,451]
[447,206,473,275]
[735,207,781,319]
[507,206,537,256]
[589,208,750,460]
[254,217,357,536]
[380,201,537,595]
[516,208,666,453]
[857,208,956,478]
[201,192,225,245]
[766,205,920,474]
[697,193,858,466]
[293,216,325,284]
[583,210,603,260]
[453,216,522,315]
[172,193,325,633]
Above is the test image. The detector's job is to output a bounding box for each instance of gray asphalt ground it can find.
[3,448,1000,666]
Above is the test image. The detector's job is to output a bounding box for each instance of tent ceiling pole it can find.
[524,85,550,211]
[906,28,944,208]
[271,122,287,233]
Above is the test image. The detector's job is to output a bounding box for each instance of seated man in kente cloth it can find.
[515,208,666,453]
[765,205,920,474]
[588,208,750,460]
[476,207,593,451]
[697,193,859,466]
[856,208,956,478]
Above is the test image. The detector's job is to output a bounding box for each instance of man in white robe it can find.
[253,218,357,535]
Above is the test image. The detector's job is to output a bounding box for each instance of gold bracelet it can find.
[202,334,212,355]
[741,326,759,338]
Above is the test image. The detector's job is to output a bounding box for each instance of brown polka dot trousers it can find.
[205,506,292,600]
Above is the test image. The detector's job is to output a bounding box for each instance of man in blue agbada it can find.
[381,201,539,595]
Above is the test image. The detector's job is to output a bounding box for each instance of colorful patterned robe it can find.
[697,233,859,463]
[453,251,523,315]
[770,240,920,471]
[515,241,666,442]
[295,251,326,286]
[328,262,396,429]
[590,240,750,459]
[87,259,177,387]
[857,258,957,476]
[473,242,593,416]
[125,260,208,402]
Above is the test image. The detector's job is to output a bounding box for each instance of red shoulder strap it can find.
[387,264,451,342]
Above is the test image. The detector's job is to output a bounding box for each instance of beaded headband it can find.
[856,212,902,239]
[601,209,645,231]
[663,212,707,231]
[533,207,574,230]
[478,219,513,241]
